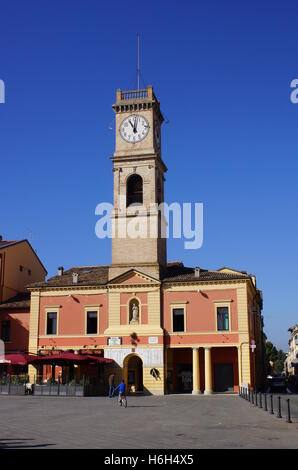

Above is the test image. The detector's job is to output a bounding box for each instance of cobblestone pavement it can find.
[0,394,297,449]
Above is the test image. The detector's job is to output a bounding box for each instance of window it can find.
[127,174,143,207]
[28,269,31,276]
[19,265,23,272]
[248,306,252,333]
[1,320,10,342]
[217,307,229,331]
[173,308,185,332]
[157,178,162,205]
[86,311,98,334]
[46,312,57,335]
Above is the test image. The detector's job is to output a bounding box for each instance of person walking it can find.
[108,373,115,398]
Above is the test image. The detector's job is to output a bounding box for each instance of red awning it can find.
[28,352,114,365]
[0,353,33,366]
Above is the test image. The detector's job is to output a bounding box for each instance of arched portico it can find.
[123,353,143,393]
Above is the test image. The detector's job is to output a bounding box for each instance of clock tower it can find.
[109,85,167,280]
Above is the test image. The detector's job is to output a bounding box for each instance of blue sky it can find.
[0,0,297,350]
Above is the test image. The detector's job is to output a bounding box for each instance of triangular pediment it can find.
[108,269,160,286]
[217,267,247,276]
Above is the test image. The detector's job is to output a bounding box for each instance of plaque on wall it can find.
[148,336,158,344]
[108,337,122,346]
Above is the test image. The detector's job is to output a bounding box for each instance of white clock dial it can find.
[119,114,150,143]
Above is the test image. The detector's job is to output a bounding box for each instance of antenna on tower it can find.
[137,33,140,91]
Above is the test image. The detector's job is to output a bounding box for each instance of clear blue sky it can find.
[1,1,297,351]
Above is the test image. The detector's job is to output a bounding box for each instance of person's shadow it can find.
[0,438,54,449]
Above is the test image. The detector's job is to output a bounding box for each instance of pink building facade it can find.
[28,264,265,394]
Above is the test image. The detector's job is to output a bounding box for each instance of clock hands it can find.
[133,116,138,133]
[128,117,138,133]
[121,115,149,142]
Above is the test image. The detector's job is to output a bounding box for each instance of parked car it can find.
[266,376,287,393]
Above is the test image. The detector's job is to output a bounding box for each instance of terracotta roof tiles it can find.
[28,266,110,288]
[28,263,250,289]
[0,293,30,310]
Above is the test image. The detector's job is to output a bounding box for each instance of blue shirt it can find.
[116,382,125,393]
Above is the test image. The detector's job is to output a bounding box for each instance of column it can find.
[204,347,213,395]
[28,365,37,384]
[237,346,242,391]
[123,361,128,387]
[192,347,201,394]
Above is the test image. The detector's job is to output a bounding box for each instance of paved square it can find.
[0,394,297,449]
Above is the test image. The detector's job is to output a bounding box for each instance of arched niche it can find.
[128,298,140,325]
[126,174,143,207]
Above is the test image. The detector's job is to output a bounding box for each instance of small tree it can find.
[265,341,286,375]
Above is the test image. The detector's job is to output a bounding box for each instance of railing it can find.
[0,374,108,397]
[121,89,148,101]
[34,375,85,397]
[33,376,107,397]
[0,374,28,396]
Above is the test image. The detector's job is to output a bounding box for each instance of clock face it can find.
[119,114,150,143]
[154,120,160,148]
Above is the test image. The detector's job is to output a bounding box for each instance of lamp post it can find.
[250,340,256,390]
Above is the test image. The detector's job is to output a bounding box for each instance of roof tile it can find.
[28,263,250,289]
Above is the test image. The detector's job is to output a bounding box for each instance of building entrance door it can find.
[125,355,143,393]
[214,363,234,392]
[176,364,193,393]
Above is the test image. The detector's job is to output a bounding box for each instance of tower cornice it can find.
[111,154,168,173]
[112,85,164,123]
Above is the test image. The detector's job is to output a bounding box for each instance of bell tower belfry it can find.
[109,86,167,280]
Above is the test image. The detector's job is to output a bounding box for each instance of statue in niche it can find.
[130,301,139,325]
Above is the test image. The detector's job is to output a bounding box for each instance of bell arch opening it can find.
[126,174,143,207]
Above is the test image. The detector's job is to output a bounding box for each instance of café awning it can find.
[0,353,34,366]
[28,352,114,366]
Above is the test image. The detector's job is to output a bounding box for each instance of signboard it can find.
[148,336,158,344]
[250,340,256,352]
[108,337,122,346]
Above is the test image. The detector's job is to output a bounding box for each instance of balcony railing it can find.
[120,89,148,101]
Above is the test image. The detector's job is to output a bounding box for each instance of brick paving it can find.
[0,394,297,449]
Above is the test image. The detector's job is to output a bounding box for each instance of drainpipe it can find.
[0,252,5,304]
[239,341,251,390]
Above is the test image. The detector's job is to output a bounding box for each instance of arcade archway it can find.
[123,354,143,393]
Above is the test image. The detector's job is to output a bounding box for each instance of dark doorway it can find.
[127,355,143,392]
[214,363,234,392]
[176,364,193,393]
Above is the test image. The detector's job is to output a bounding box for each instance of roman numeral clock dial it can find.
[119,114,150,143]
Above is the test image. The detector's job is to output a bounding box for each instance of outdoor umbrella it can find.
[28,352,114,366]
[0,353,33,366]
